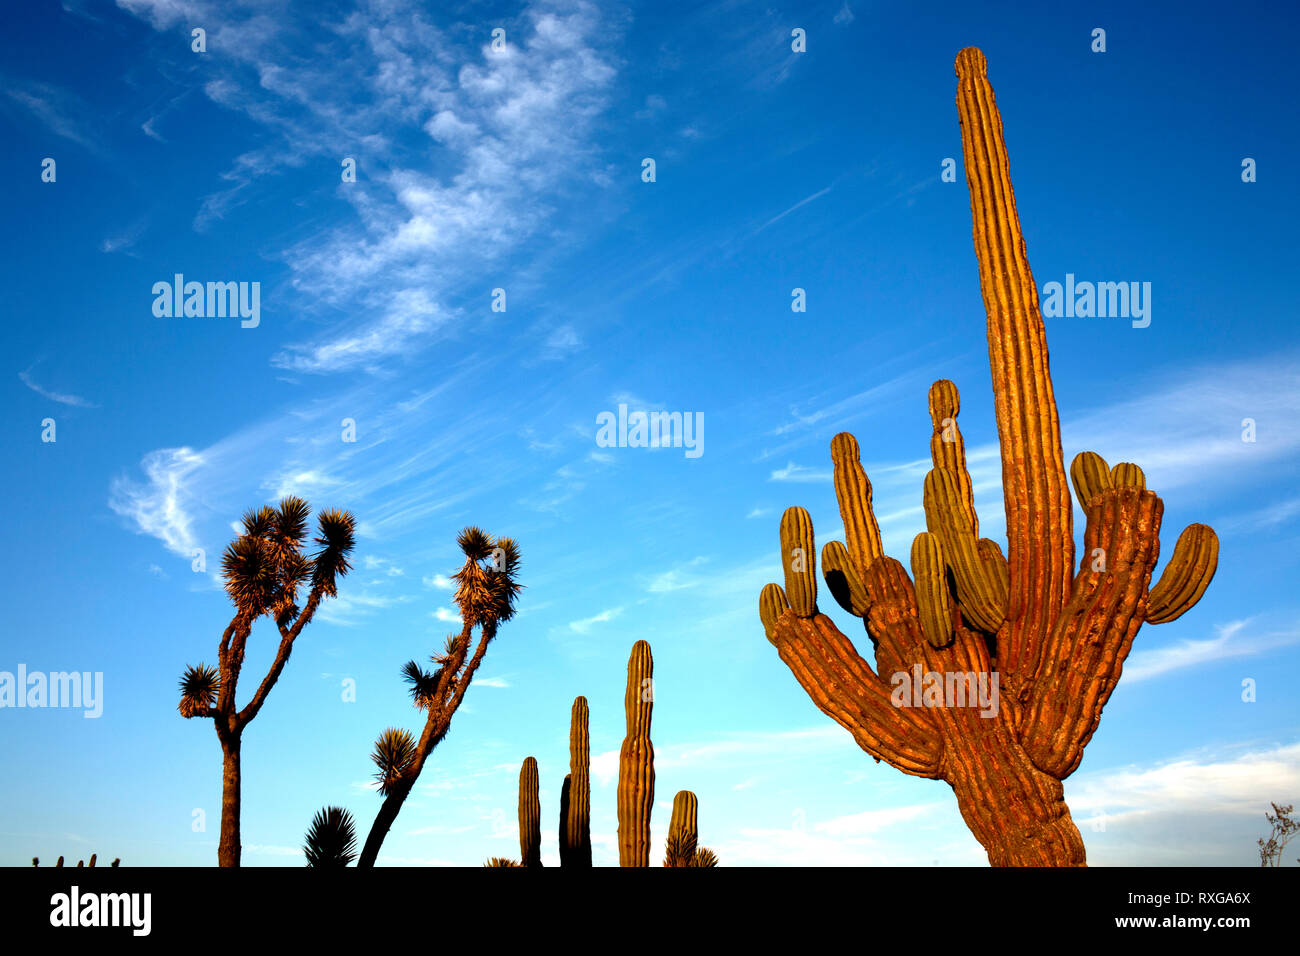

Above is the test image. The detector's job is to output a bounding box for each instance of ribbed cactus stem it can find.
[759,582,788,642]
[617,640,655,866]
[821,540,870,617]
[831,432,885,575]
[1070,451,1113,508]
[928,379,978,531]
[910,532,954,648]
[923,467,1006,632]
[518,756,541,867]
[1147,523,1219,624]
[779,507,818,616]
[956,46,1073,677]
[1110,462,1146,489]
[565,696,592,866]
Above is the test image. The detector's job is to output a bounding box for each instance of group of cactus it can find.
[32,855,120,867]
[486,640,718,867]
[757,48,1218,866]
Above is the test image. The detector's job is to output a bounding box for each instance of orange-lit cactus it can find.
[758,48,1218,866]
[562,696,592,866]
[617,640,655,867]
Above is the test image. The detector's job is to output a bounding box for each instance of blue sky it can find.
[2,0,1298,866]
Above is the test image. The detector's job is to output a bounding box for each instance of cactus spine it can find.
[616,640,655,866]
[564,696,592,866]
[758,48,1219,867]
[518,756,541,867]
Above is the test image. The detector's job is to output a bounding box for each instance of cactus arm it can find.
[927,380,979,530]
[518,757,541,867]
[780,507,819,616]
[1146,524,1219,624]
[922,381,1008,634]
[830,432,886,580]
[910,533,955,648]
[821,540,870,616]
[923,468,1007,633]
[1018,488,1164,778]
[955,47,1075,679]
[765,590,943,777]
[1070,451,1113,510]
[616,641,655,866]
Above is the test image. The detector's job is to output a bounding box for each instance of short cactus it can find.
[492,643,717,867]
[758,47,1219,866]
[663,791,698,866]
[518,756,542,867]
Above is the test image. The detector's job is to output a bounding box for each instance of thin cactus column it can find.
[617,640,655,866]
[758,48,1218,867]
[564,696,592,866]
[558,774,572,865]
[518,756,541,867]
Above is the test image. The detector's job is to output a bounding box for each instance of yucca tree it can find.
[177,497,356,867]
[303,806,358,867]
[356,527,522,867]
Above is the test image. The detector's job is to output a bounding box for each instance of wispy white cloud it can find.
[569,606,623,634]
[769,461,831,483]
[19,370,98,408]
[754,185,831,235]
[1124,620,1300,683]
[646,556,708,593]
[1067,740,1300,865]
[108,447,205,557]
[3,80,96,149]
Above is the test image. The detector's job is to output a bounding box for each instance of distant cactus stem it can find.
[518,757,542,867]
[565,696,592,866]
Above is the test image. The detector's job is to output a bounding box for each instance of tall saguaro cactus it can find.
[518,757,542,867]
[562,696,592,866]
[758,48,1218,866]
[617,640,655,867]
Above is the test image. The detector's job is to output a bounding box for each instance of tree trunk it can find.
[944,724,1087,866]
[357,783,411,868]
[218,736,242,867]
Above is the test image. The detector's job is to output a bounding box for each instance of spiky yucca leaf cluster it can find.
[452,528,523,630]
[220,498,355,618]
[483,857,521,867]
[690,847,719,867]
[177,664,220,718]
[401,660,443,711]
[303,806,358,867]
[371,728,417,796]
